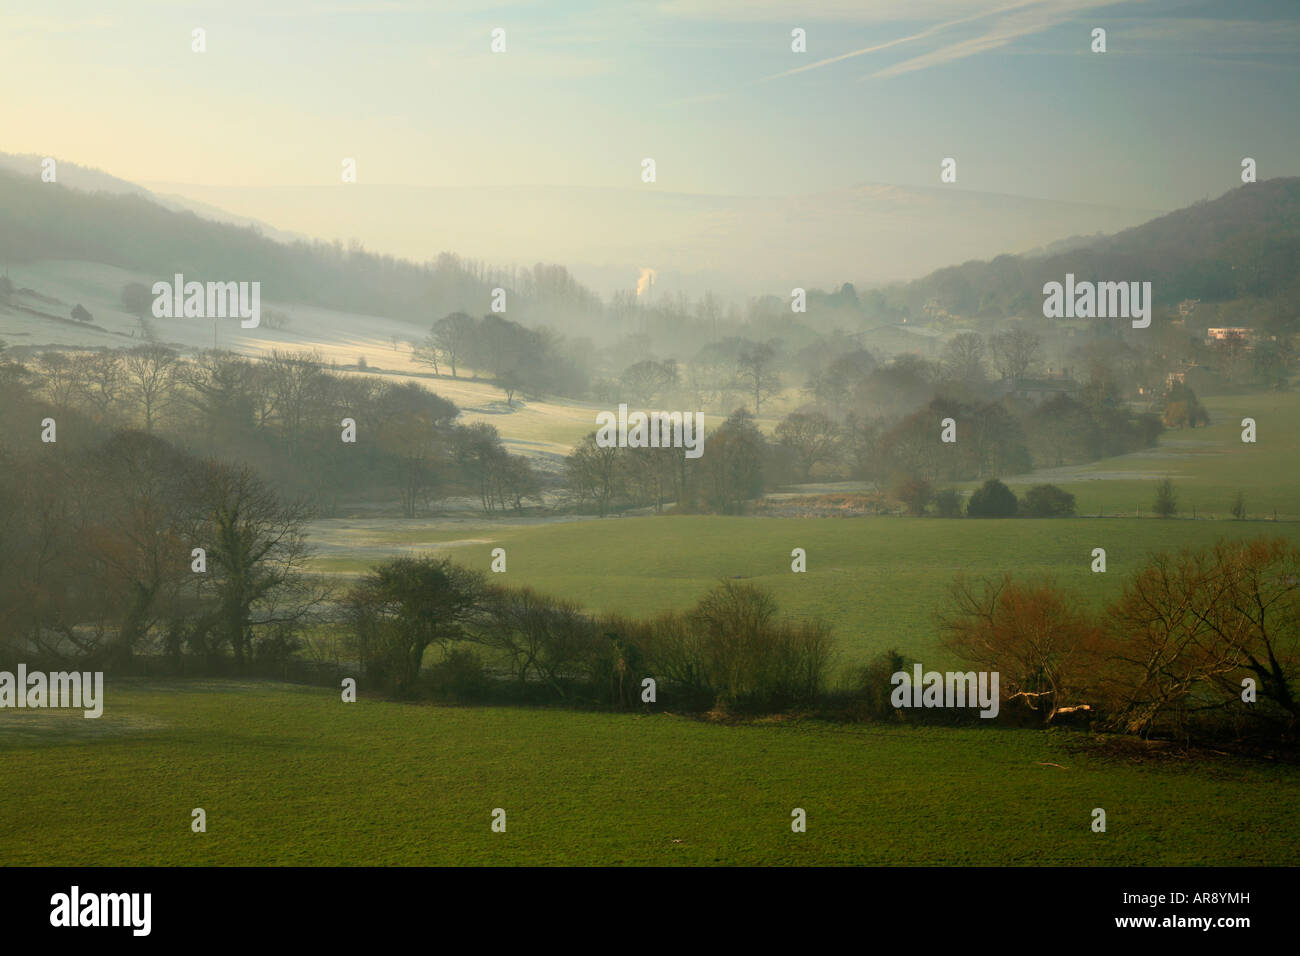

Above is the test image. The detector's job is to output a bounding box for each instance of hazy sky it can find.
[3,0,1298,293]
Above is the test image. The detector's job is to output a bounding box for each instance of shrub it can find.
[1231,491,1246,520]
[844,649,910,721]
[892,474,932,516]
[686,581,835,711]
[1022,483,1076,517]
[933,488,963,517]
[967,478,1017,517]
[427,647,491,701]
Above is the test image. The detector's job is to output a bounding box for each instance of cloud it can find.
[658,0,1046,22]
[757,0,1125,82]
[870,1,1115,79]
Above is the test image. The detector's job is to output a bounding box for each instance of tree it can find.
[433,312,476,378]
[775,411,840,481]
[192,462,315,670]
[499,367,523,406]
[345,556,485,694]
[699,408,766,514]
[942,575,1101,724]
[967,478,1017,517]
[893,475,932,516]
[1103,538,1300,736]
[933,488,963,517]
[122,345,179,432]
[373,382,458,517]
[80,431,199,666]
[990,328,1041,381]
[410,337,440,375]
[734,342,782,414]
[808,350,875,417]
[470,586,595,696]
[1231,491,1247,520]
[121,282,153,317]
[1022,484,1076,517]
[71,304,92,322]
[1153,477,1177,518]
[940,332,987,386]
[620,358,679,406]
[565,432,623,517]
[70,351,123,422]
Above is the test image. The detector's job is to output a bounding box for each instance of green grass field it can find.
[309,516,1300,668]
[2,681,1295,866]
[990,392,1300,518]
[5,391,1298,867]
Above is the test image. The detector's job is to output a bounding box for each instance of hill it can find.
[896,178,1300,320]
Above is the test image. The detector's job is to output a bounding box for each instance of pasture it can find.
[2,681,1295,866]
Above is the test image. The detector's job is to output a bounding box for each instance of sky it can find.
[2,0,1298,292]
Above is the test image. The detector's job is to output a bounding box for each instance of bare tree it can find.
[734,341,782,414]
[122,345,179,431]
[990,329,1041,382]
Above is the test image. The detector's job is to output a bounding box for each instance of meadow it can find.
[2,681,1296,866]
[3,334,1297,866]
[307,516,1299,668]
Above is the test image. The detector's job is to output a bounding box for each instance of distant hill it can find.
[894,178,1300,319]
[0,165,599,326]
[0,153,304,244]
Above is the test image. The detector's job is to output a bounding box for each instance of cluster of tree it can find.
[0,427,325,673]
[343,560,834,712]
[411,311,591,402]
[937,537,1300,745]
[773,391,1161,486]
[565,408,772,516]
[893,479,1076,518]
[5,344,541,518]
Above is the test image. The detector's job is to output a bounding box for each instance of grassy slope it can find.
[988,391,1300,518]
[2,681,1295,866]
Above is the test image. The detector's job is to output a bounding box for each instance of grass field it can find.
[308,515,1300,668]
[989,391,1300,519]
[2,680,1295,866]
[4,311,1297,866]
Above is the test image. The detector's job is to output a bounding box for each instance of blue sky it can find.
[2,0,1297,291]
[3,0,1296,207]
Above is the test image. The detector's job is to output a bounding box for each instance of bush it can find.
[933,488,963,517]
[892,474,932,516]
[1231,491,1246,520]
[687,581,834,711]
[427,647,491,701]
[844,649,910,721]
[1022,483,1076,517]
[967,478,1017,517]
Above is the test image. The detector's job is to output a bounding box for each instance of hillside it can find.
[896,178,1300,319]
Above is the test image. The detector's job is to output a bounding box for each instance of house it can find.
[1206,327,1252,343]
[1000,373,1080,406]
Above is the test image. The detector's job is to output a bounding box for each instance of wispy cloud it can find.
[761,0,1042,81]
[871,0,1119,79]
